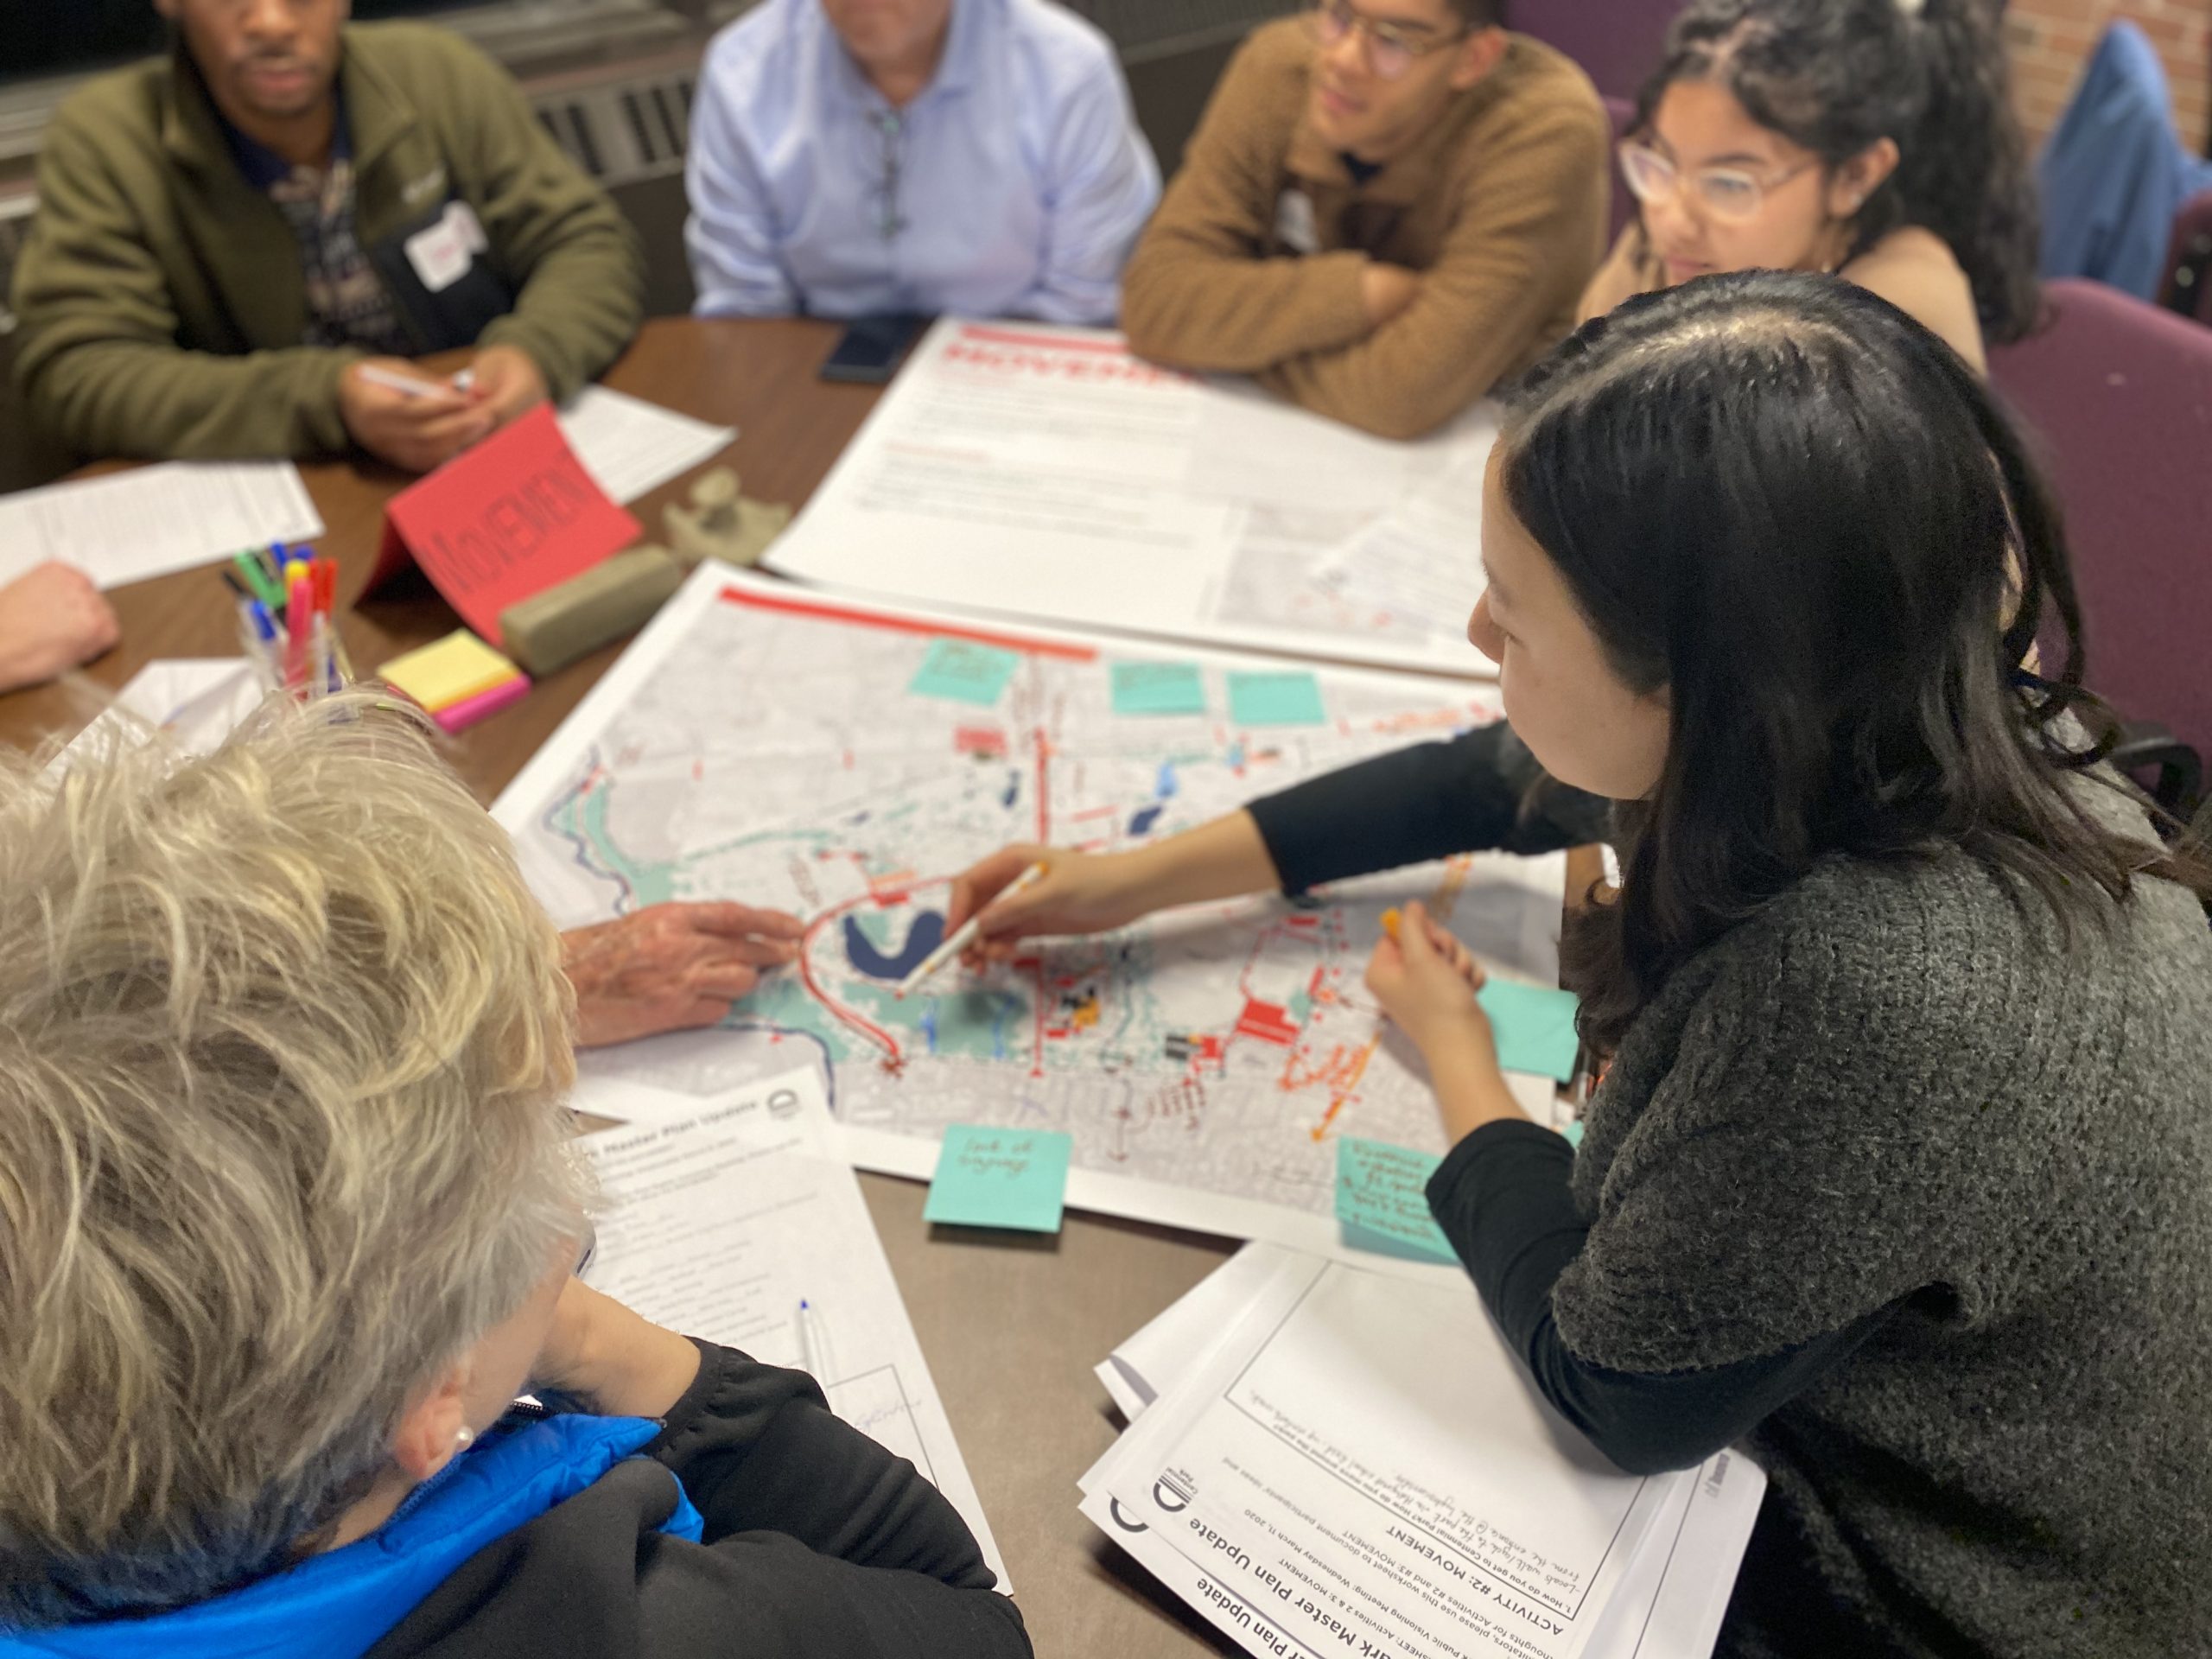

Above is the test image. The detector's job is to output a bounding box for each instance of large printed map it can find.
[494,568,1566,1246]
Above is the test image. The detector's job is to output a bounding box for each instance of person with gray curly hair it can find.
[0,696,1031,1659]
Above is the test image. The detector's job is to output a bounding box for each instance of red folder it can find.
[368,404,639,646]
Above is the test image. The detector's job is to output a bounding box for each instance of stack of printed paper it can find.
[1082,1243,1765,1659]
[572,1064,1007,1588]
[764,320,1498,677]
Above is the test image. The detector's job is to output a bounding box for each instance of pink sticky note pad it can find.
[431,673,531,733]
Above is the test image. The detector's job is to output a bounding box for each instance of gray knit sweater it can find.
[1553,789,2212,1657]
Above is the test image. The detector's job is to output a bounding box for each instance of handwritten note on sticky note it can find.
[924,1124,1072,1232]
[378,630,523,711]
[1478,980,1583,1083]
[1111,660,1207,717]
[911,639,1021,706]
[1228,670,1325,728]
[1335,1137,1456,1265]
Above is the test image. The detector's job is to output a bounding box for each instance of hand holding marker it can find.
[895,862,1050,999]
[354,364,478,399]
[1380,905,1484,988]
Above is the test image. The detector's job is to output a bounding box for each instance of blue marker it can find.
[251,599,282,686]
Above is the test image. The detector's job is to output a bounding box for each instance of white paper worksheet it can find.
[556,386,737,505]
[574,1064,1007,1587]
[1082,1255,1689,1659]
[0,461,324,590]
[765,321,1497,676]
[55,658,264,760]
[1091,1244,1768,1659]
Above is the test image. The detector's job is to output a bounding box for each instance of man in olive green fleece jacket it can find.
[12,1,645,470]
[1121,0,1607,440]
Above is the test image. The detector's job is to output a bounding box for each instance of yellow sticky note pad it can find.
[378,630,524,711]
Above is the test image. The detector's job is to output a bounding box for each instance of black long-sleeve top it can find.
[1425,1124,1895,1475]
[1246,721,1613,893]
[1246,725,1887,1477]
[369,1342,1030,1659]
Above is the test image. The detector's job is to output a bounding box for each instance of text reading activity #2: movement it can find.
[495,568,1567,1250]
[762,320,1501,678]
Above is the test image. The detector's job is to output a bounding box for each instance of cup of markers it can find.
[223,543,348,697]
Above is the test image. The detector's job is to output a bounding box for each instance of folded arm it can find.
[655,1341,1002,1589]
[1255,105,1610,438]
[1117,41,1376,371]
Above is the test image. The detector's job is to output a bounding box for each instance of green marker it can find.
[231,551,284,611]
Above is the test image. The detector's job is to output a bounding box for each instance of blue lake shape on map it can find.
[843,911,946,981]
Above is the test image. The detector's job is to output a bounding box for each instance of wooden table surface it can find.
[0,315,1246,1659]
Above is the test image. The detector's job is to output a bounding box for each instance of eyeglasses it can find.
[1617,140,1818,226]
[1308,0,1471,83]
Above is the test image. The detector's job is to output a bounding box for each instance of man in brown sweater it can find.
[1121,0,1608,439]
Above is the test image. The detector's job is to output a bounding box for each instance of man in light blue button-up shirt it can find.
[685,0,1161,324]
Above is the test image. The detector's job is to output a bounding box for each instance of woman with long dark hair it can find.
[944,273,2211,1652]
[1580,0,2040,370]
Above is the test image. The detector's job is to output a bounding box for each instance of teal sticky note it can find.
[1227,670,1325,728]
[1562,1120,1586,1148]
[911,639,1020,706]
[924,1124,1072,1232]
[1334,1137,1456,1266]
[1111,660,1207,716]
[1478,979,1583,1083]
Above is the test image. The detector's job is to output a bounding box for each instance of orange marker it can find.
[1380,907,1403,944]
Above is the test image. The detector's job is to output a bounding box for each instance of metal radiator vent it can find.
[535,73,696,188]
[0,202,36,335]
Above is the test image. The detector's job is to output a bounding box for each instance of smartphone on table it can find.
[820,313,930,385]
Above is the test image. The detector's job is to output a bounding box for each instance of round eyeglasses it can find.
[1617,140,1819,226]
[1309,0,1471,83]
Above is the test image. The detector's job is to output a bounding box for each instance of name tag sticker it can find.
[405,212,472,293]
[445,199,490,256]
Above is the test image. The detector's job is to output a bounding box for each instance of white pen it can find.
[894,861,1048,1000]
[795,1298,832,1380]
[355,363,476,398]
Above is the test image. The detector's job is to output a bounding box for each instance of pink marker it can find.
[283,575,313,689]
[431,673,531,733]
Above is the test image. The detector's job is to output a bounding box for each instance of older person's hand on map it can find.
[563,901,807,1048]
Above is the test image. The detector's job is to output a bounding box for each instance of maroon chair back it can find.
[1517,0,1680,100]
[2158,188,2212,325]
[1987,279,2212,769]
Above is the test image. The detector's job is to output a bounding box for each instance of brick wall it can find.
[2005,0,2211,152]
